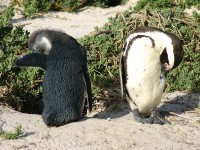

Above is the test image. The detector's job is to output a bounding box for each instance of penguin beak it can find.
[160,48,168,69]
[163,62,171,71]
[160,48,173,71]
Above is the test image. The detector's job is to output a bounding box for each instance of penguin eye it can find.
[160,48,169,66]
[39,48,45,53]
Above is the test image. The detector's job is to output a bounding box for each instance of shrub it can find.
[0,6,44,113]
[132,0,200,92]
[79,0,200,93]
[0,0,200,112]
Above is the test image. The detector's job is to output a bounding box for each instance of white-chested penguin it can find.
[15,29,93,126]
[119,26,184,124]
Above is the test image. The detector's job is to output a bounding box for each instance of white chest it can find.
[125,38,166,115]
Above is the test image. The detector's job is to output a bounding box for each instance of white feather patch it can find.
[125,37,166,116]
[124,31,175,69]
[32,36,52,54]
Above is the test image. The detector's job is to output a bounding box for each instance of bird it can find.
[119,26,184,124]
[15,29,93,126]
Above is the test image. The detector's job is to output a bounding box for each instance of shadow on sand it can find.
[94,91,200,120]
[160,92,199,114]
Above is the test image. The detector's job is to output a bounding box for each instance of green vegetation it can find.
[133,0,200,12]
[13,0,127,18]
[0,0,199,112]
[0,124,23,140]
[131,0,200,92]
[79,0,200,94]
[0,6,44,113]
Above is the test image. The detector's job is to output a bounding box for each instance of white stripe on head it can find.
[32,35,52,55]
[41,36,52,54]
[124,30,175,69]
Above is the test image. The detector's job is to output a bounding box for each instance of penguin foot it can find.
[132,109,170,125]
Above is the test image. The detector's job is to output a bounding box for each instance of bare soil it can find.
[0,92,200,150]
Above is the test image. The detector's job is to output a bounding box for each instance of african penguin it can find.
[119,26,184,124]
[15,29,93,126]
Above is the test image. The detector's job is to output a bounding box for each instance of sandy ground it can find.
[11,0,138,38]
[0,92,200,150]
[0,0,200,149]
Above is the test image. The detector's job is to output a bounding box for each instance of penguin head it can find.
[28,29,53,55]
[133,26,184,71]
[160,32,184,71]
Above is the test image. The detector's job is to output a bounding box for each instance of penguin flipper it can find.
[82,48,93,113]
[119,52,124,99]
[15,53,47,70]
[83,68,93,113]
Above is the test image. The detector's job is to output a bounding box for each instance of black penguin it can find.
[15,29,93,126]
